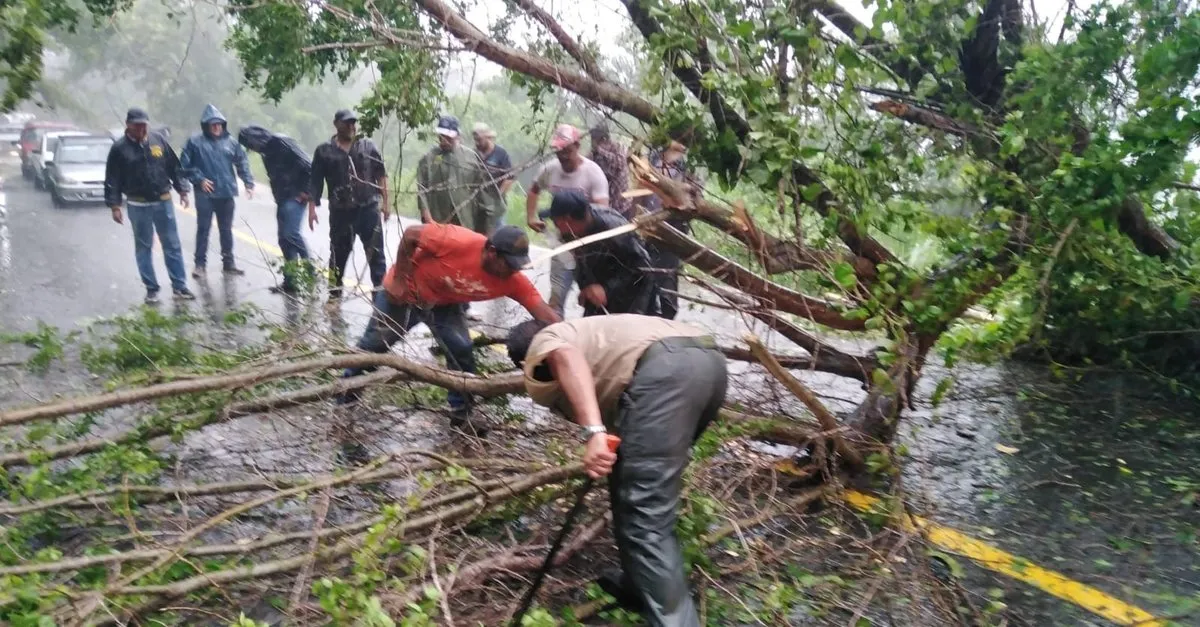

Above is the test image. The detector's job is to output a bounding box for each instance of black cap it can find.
[589,123,610,139]
[436,114,460,137]
[487,225,532,270]
[126,107,150,124]
[334,109,358,124]
[539,189,591,220]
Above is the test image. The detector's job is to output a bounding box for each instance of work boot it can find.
[144,290,161,305]
[223,264,246,276]
[596,570,647,614]
[449,407,488,437]
[191,266,206,280]
[335,388,362,406]
[173,288,197,301]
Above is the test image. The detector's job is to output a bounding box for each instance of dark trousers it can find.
[194,196,236,268]
[329,202,386,293]
[647,243,682,320]
[343,290,475,410]
[609,337,727,627]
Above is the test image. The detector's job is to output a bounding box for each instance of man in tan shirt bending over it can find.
[505,314,728,627]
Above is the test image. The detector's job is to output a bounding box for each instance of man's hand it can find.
[179,193,190,209]
[246,186,254,200]
[582,433,617,479]
[527,216,546,233]
[110,206,123,225]
[580,284,607,308]
[308,203,319,231]
[201,179,215,194]
[420,210,434,224]
[381,200,391,223]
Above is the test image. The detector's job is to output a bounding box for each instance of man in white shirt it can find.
[524,123,610,316]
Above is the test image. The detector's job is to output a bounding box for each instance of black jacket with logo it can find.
[104,131,190,207]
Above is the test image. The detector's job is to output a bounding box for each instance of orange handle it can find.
[605,434,621,453]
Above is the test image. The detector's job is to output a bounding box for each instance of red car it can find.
[20,121,78,179]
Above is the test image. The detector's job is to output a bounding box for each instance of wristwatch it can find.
[579,424,607,441]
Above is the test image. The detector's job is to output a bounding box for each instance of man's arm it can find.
[165,142,191,196]
[544,346,603,430]
[309,147,325,206]
[589,165,610,207]
[416,154,432,222]
[497,148,515,195]
[389,224,426,291]
[233,142,254,190]
[178,139,204,187]
[105,145,123,213]
[526,300,562,324]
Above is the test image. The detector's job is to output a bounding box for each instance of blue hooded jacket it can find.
[180,104,254,199]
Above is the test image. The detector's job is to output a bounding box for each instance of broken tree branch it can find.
[745,334,864,467]
[512,0,606,81]
[0,353,523,428]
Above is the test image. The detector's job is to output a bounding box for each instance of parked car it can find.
[0,122,24,145]
[44,134,113,207]
[19,121,77,179]
[31,130,90,190]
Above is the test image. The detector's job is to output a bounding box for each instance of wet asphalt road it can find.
[1,152,1197,625]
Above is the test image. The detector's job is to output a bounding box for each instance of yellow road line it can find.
[841,489,1164,626]
[176,204,285,257]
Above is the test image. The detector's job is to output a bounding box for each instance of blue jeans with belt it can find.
[127,200,188,293]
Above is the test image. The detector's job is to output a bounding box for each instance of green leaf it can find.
[832,262,857,289]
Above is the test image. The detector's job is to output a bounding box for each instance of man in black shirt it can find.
[238,124,313,293]
[105,107,196,304]
[545,190,654,317]
[472,122,513,234]
[308,109,390,300]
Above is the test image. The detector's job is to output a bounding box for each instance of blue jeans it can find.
[549,257,575,317]
[194,196,236,268]
[344,290,476,410]
[277,198,310,287]
[127,200,188,292]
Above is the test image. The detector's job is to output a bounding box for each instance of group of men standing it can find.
[104,104,717,627]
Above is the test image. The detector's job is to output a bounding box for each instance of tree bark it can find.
[414,0,656,122]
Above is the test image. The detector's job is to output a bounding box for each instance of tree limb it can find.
[744,335,864,467]
[512,0,606,81]
[413,0,656,122]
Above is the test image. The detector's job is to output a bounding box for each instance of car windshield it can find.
[56,142,110,163]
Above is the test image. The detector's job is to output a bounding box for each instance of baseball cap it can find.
[126,107,150,124]
[549,124,582,151]
[333,109,358,124]
[436,115,460,138]
[539,189,591,220]
[487,225,531,270]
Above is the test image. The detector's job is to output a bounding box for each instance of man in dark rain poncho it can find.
[238,124,314,293]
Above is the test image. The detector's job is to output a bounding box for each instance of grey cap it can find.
[126,107,150,124]
[334,109,358,124]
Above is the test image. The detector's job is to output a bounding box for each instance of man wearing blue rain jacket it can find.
[180,104,255,279]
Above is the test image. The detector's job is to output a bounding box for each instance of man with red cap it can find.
[525,123,610,317]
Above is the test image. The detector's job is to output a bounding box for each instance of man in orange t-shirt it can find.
[340,223,560,434]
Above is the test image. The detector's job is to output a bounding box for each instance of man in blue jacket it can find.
[105,107,196,304]
[238,124,313,294]
[181,104,255,279]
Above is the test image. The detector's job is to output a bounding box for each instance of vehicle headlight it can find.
[59,175,79,184]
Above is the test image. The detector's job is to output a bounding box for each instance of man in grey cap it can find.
[104,107,196,304]
[416,115,492,235]
[309,109,390,300]
[472,122,514,232]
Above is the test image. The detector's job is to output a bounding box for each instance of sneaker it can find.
[335,389,362,406]
[191,266,206,280]
[336,441,372,467]
[223,265,246,276]
[144,290,161,305]
[327,288,343,303]
[269,284,299,296]
[449,408,489,437]
[173,288,197,301]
